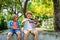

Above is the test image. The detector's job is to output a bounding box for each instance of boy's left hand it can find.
[12,26,18,29]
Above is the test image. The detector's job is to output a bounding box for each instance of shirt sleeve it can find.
[22,18,28,23]
[7,21,11,28]
[18,21,21,28]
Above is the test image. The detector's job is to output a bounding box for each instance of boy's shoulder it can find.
[8,20,20,25]
[22,18,29,21]
[8,20,13,25]
[8,20,20,22]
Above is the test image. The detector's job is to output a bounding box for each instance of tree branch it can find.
[19,0,23,9]
[19,0,29,17]
[23,0,29,17]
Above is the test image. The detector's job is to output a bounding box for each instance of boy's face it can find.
[13,17,18,21]
[27,14,32,19]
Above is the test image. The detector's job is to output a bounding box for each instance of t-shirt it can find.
[13,21,18,29]
[8,20,21,29]
[23,18,35,30]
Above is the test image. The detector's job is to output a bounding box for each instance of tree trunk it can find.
[23,0,29,17]
[53,0,60,31]
[0,4,2,12]
[19,0,29,18]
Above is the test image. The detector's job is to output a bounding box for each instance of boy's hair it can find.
[11,14,18,20]
[25,11,32,16]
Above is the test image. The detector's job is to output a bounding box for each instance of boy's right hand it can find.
[28,19,35,23]
[11,26,17,29]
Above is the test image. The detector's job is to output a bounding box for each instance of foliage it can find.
[0,13,7,30]
[27,0,54,17]
[0,0,54,30]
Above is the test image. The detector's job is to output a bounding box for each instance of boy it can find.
[22,11,38,40]
[7,14,21,40]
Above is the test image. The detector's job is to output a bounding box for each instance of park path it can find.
[0,28,60,40]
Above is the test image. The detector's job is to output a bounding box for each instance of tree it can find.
[19,0,29,17]
[0,0,3,12]
[53,0,60,31]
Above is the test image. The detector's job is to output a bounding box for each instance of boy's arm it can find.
[22,18,35,24]
[20,27,22,32]
[7,21,12,29]
[22,20,26,24]
[22,19,29,24]
[18,21,22,32]
[7,21,14,29]
[8,26,15,29]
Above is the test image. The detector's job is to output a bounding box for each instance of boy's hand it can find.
[28,20,34,23]
[11,26,17,29]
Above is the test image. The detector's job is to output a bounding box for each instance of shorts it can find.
[8,29,20,34]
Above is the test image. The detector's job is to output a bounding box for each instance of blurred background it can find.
[0,0,54,30]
